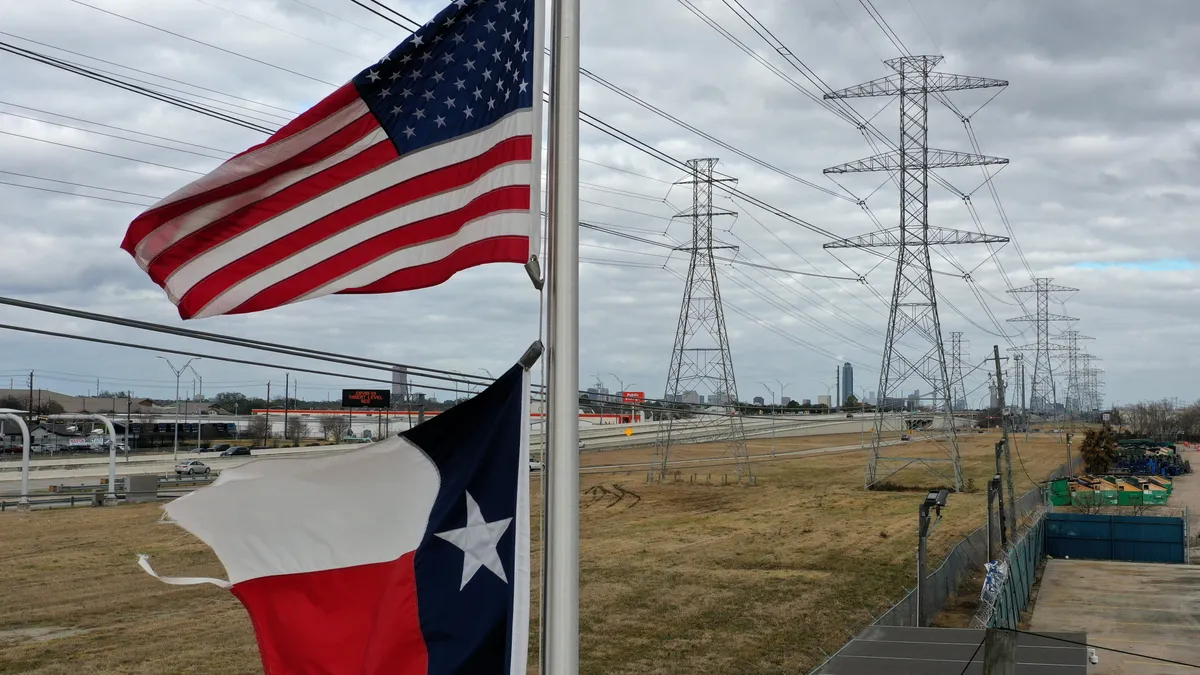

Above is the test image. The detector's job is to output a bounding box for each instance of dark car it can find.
[209,443,231,453]
[220,446,251,457]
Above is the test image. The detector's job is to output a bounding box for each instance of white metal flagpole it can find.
[543,0,580,670]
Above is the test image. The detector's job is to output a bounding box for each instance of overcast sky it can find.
[0,0,1195,407]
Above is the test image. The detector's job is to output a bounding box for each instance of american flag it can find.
[121,0,541,320]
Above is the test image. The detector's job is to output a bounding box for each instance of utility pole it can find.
[822,56,1009,492]
[836,367,840,410]
[983,627,1017,674]
[283,373,290,445]
[987,474,1001,560]
[27,371,33,424]
[760,382,776,457]
[294,378,300,445]
[993,346,1016,536]
[917,489,949,626]
[1007,279,1077,416]
[187,366,203,450]
[655,157,750,482]
[265,381,271,447]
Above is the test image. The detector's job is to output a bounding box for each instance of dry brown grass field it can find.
[0,430,1071,675]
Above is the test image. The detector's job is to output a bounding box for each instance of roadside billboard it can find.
[341,389,391,408]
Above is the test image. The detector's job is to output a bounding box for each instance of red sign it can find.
[621,391,645,404]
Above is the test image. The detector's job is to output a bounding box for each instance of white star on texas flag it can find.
[434,492,513,590]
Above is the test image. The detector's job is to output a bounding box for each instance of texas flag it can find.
[140,364,531,674]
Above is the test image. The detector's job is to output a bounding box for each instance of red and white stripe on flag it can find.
[121,55,541,320]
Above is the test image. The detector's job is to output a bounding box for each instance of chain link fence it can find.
[974,515,1046,629]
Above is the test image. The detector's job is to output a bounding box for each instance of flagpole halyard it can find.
[543,0,581,669]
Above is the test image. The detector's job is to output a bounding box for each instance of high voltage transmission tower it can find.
[655,158,751,482]
[1079,353,1104,412]
[948,332,967,411]
[1058,330,1094,417]
[1007,279,1077,416]
[822,55,1009,491]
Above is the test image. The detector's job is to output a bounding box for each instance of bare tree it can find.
[1071,490,1108,515]
[319,415,351,442]
[1123,399,1200,441]
[285,417,310,444]
[246,416,270,444]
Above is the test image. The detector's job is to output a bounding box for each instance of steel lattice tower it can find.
[1079,353,1103,412]
[1058,330,1093,415]
[822,55,1009,491]
[948,332,967,411]
[655,158,751,482]
[1007,279,1077,415]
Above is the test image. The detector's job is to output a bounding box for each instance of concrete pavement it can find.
[1030,559,1200,674]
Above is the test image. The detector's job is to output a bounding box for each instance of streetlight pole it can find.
[608,373,630,423]
[157,356,199,462]
[759,382,776,457]
[775,380,790,409]
[186,365,203,451]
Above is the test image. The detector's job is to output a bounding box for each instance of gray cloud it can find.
[0,0,1194,407]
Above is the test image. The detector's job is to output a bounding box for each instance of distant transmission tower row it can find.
[1059,330,1093,416]
[1007,279,1077,414]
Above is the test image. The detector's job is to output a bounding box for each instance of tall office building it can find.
[842,362,854,404]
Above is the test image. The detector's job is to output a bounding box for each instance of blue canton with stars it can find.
[352,0,536,156]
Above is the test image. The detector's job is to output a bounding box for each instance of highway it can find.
[0,412,958,492]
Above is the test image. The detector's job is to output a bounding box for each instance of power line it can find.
[188,0,372,59]
[65,0,339,86]
[997,627,1200,670]
[579,221,858,281]
[0,110,229,160]
[0,100,238,153]
[0,296,492,388]
[0,322,472,397]
[283,0,393,39]
[0,180,150,207]
[0,130,207,175]
[0,171,163,199]
[360,0,421,29]
[0,32,300,117]
[0,41,277,133]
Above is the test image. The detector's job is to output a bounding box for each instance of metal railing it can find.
[0,474,216,510]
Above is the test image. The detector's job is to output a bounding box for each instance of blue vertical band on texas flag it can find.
[404,363,527,674]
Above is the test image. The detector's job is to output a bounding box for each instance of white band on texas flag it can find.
[144,365,530,675]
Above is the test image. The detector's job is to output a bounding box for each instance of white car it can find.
[174,460,211,476]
